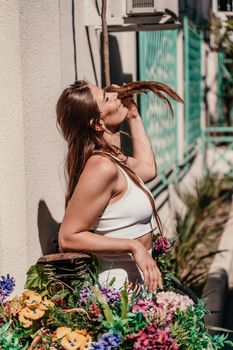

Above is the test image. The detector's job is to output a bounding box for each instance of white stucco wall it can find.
[0,0,27,293]
[0,0,137,293]
[19,0,68,268]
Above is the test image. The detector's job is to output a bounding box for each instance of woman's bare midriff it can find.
[134,231,153,251]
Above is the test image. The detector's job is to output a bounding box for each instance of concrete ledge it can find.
[202,196,233,332]
[202,269,228,332]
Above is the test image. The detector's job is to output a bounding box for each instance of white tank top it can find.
[92,164,157,239]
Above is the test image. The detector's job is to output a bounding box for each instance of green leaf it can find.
[24,264,47,291]
[206,324,233,333]
[93,286,114,323]
[120,285,128,320]
[108,277,116,287]
[51,289,70,301]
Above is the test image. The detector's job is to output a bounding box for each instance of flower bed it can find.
[0,237,232,350]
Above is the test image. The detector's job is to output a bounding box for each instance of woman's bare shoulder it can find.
[82,154,118,182]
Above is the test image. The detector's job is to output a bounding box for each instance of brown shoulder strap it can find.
[92,150,163,236]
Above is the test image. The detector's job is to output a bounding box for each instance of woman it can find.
[56,80,182,292]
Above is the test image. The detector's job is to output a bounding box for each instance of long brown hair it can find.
[56,80,183,209]
[105,81,183,115]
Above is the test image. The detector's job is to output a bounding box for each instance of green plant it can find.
[171,301,233,350]
[171,176,231,294]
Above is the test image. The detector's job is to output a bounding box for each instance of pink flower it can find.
[156,291,194,313]
[132,299,172,324]
[129,323,179,350]
[154,236,171,254]
[132,299,155,316]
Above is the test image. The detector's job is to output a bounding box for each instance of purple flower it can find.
[100,286,120,305]
[154,236,171,254]
[79,286,92,304]
[92,332,122,349]
[0,274,15,302]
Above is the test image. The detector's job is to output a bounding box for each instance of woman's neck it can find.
[103,130,121,149]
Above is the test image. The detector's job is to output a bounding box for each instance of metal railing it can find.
[184,16,203,151]
[201,127,233,177]
[138,29,178,195]
[138,19,233,193]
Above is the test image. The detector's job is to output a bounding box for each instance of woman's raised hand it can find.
[131,240,163,292]
[122,98,140,120]
[110,84,139,120]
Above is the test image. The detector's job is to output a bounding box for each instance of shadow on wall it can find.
[37,200,60,255]
[101,33,133,87]
[37,35,134,253]
[101,34,134,156]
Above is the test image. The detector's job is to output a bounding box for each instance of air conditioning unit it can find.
[126,0,179,18]
[84,0,180,31]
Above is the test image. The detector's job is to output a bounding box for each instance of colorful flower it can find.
[0,266,229,350]
[154,236,171,254]
[100,285,120,305]
[88,303,101,320]
[0,274,15,301]
[22,290,42,307]
[156,291,194,313]
[129,323,179,350]
[55,326,72,339]
[18,309,33,328]
[4,296,22,317]
[39,296,54,310]
[21,306,45,320]
[92,332,122,350]
[61,330,92,350]
[0,313,4,327]
[132,299,171,324]
[132,299,155,316]
[80,286,93,304]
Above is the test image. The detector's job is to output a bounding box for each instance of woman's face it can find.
[89,84,128,131]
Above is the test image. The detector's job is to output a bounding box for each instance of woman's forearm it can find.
[59,230,141,255]
[127,115,157,175]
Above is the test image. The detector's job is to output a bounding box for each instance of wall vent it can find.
[132,0,154,8]
[127,0,157,14]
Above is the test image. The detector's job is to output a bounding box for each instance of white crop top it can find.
[92,164,157,239]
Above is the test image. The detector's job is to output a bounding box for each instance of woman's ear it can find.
[90,119,105,131]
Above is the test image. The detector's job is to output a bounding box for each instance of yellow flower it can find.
[61,330,91,350]
[82,336,92,350]
[75,331,92,350]
[22,306,45,320]
[22,290,42,308]
[55,326,72,339]
[5,297,22,317]
[18,309,33,328]
[39,296,54,310]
